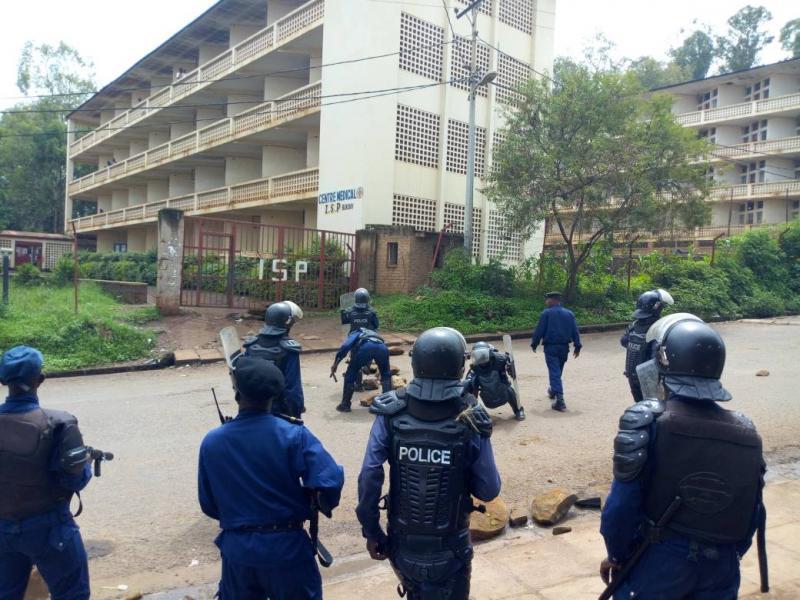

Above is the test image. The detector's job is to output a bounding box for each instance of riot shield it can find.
[502,335,521,403]
[635,359,661,400]
[219,326,242,369]
[339,292,356,333]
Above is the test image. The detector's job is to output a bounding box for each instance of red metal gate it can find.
[180,217,357,310]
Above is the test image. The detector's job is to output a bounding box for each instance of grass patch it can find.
[0,282,155,371]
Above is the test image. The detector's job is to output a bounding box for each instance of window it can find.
[499,0,533,34]
[699,127,716,144]
[792,200,799,220]
[113,243,128,253]
[738,201,764,225]
[399,13,445,82]
[794,159,800,180]
[744,78,770,101]
[486,210,523,263]
[496,53,531,105]
[443,203,483,257]
[395,104,441,168]
[387,242,399,267]
[456,0,492,16]
[742,120,767,143]
[740,161,766,184]
[449,36,491,96]
[697,88,718,111]
[446,119,487,178]
[392,194,436,231]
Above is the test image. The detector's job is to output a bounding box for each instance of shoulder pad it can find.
[279,339,302,353]
[618,402,658,430]
[370,390,407,416]
[638,399,665,416]
[457,400,493,438]
[242,335,257,347]
[43,409,78,427]
[613,402,660,482]
[732,411,756,430]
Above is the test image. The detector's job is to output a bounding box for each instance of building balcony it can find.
[68,82,321,196]
[709,179,800,202]
[710,136,800,162]
[69,0,324,159]
[70,168,319,233]
[675,91,800,127]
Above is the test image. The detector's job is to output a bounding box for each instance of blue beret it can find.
[0,346,44,385]
[234,356,285,400]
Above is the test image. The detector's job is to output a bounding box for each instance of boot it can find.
[354,370,365,392]
[514,407,526,421]
[547,388,556,400]
[551,395,566,412]
[336,384,354,412]
[381,377,392,394]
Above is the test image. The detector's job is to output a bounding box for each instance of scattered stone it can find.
[389,347,405,356]
[362,377,379,391]
[392,375,407,390]
[552,526,572,536]
[124,594,143,600]
[508,508,528,528]
[470,496,509,541]
[756,369,770,377]
[301,335,320,341]
[530,488,577,526]
[575,497,602,509]
[390,365,401,375]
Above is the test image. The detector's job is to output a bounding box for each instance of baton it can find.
[329,372,338,383]
[757,513,769,593]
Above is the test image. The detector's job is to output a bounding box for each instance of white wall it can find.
[265,76,305,101]
[716,85,744,107]
[147,180,169,202]
[199,43,227,65]
[129,139,148,156]
[765,158,796,182]
[97,195,112,212]
[169,173,194,197]
[768,117,797,139]
[713,125,741,147]
[262,146,305,177]
[227,94,262,117]
[230,25,263,47]
[129,186,147,206]
[111,190,129,210]
[267,1,298,26]
[671,94,696,114]
[225,158,261,185]
[306,132,320,167]
[170,121,194,140]
[195,166,226,191]
[149,130,169,149]
[769,75,800,98]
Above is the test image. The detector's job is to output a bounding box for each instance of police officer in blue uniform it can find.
[243,300,305,417]
[620,289,673,402]
[356,327,502,600]
[331,328,392,413]
[198,356,344,600]
[600,317,766,599]
[530,291,582,411]
[0,346,93,600]
[465,341,525,421]
[341,288,380,391]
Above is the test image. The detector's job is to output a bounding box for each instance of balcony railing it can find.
[675,92,800,126]
[710,136,800,161]
[69,0,324,157]
[709,179,800,201]
[68,82,322,196]
[70,168,319,232]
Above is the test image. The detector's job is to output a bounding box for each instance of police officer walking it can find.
[599,316,766,599]
[356,327,502,600]
[465,341,525,421]
[331,328,392,413]
[0,346,93,599]
[341,288,380,391]
[620,289,673,402]
[198,357,345,600]
[243,300,305,417]
[530,291,582,412]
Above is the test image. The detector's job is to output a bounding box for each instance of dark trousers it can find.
[345,342,391,391]
[219,553,322,600]
[615,538,741,599]
[0,519,89,600]
[544,345,569,396]
[391,553,471,600]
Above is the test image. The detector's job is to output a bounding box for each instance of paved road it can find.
[39,318,799,597]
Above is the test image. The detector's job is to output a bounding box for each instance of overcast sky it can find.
[0,0,796,110]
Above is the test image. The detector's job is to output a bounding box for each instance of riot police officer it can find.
[599,316,766,599]
[198,357,345,600]
[341,288,380,392]
[331,328,391,413]
[356,327,502,600]
[620,288,673,402]
[0,346,93,599]
[243,300,305,417]
[465,341,525,421]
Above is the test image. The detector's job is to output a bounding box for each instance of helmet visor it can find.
[645,313,703,344]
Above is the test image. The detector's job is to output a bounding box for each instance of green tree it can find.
[670,29,715,80]
[487,63,711,302]
[0,42,94,232]
[716,5,774,72]
[779,18,800,58]
[625,56,687,89]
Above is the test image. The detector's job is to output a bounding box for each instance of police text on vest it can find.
[398,446,451,465]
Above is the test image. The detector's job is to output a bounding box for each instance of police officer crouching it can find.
[331,327,392,413]
[356,327,502,600]
[198,357,344,600]
[243,300,305,417]
[0,346,93,599]
[341,288,380,391]
[599,316,766,599]
[465,341,525,421]
[620,288,673,402]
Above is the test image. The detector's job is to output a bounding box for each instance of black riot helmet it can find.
[470,341,493,367]
[411,327,468,380]
[656,318,731,402]
[262,301,303,335]
[354,288,371,308]
[634,289,674,319]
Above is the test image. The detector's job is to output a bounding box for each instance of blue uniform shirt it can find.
[355,415,502,541]
[531,305,582,350]
[335,331,367,363]
[0,395,92,529]
[198,410,344,567]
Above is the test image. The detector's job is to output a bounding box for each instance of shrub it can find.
[14,263,44,286]
[431,250,516,297]
[740,289,786,318]
[733,230,788,292]
[52,256,75,286]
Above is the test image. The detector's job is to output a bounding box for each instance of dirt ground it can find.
[31,317,800,598]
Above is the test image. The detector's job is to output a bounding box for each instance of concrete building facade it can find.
[65,0,555,264]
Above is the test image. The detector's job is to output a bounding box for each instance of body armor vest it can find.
[244,334,288,370]
[644,399,762,544]
[387,397,473,543]
[624,323,650,378]
[0,408,72,521]
[347,308,377,333]
[357,329,384,347]
[473,357,511,409]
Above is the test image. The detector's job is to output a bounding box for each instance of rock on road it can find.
[44,318,799,597]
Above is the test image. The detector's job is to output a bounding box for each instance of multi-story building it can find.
[65,0,555,264]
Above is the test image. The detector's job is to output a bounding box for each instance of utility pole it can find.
[457,0,494,260]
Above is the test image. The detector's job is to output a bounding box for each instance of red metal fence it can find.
[180,217,357,310]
